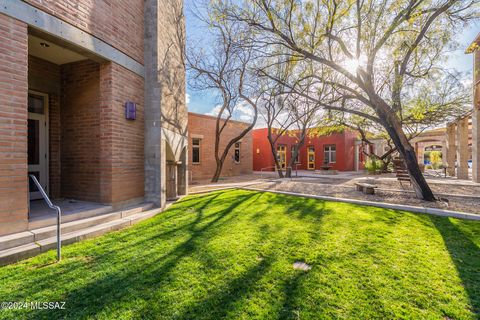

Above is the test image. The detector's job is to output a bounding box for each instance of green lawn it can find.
[0,190,479,319]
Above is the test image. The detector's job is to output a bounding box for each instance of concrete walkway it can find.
[256,170,480,187]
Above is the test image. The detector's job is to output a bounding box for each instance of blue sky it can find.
[184,2,479,116]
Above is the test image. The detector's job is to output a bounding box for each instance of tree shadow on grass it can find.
[247,191,334,223]
[0,192,228,299]
[431,217,480,315]
[25,192,259,319]
[171,255,273,320]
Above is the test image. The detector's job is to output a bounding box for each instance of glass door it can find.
[28,92,48,200]
[276,145,286,169]
[308,146,315,170]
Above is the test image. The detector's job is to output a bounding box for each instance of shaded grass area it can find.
[0,189,478,319]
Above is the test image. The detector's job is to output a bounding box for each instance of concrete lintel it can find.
[0,0,144,77]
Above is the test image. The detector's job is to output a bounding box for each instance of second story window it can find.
[234,142,241,163]
[324,145,336,163]
[192,138,200,164]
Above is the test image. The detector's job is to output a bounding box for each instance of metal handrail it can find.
[29,175,62,261]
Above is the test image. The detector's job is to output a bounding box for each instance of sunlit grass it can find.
[0,189,478,319]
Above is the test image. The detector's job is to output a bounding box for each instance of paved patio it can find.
[189,172,480,215]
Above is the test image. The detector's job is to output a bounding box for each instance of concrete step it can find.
[0,206,162,267]
[0,202,155,252]
[28,205,113,230]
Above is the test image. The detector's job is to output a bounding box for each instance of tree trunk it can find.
[211,159,224,182]
[267,135,284,178]
[285,145,300,178]
[383,122,435,201]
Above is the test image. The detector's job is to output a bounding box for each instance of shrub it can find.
[430,151,442,169]
[364,156,383,174]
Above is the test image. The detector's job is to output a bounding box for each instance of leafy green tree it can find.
[215,0,477,200]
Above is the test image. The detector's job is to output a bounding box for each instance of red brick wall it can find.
[28,55,62,199]
[0,13,28,235]
[99,62,145,205]
[253,128,359,171]
[48,93,61,198]
[27,59,144,206]
[252,128,275,171]
[60,60,102,202]
[188,113,253,180]
[24,0,144,63]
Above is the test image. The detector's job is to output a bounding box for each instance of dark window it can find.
[324,145,336,163]
[192,139,200,164]
[28,94,45,114]
[234,142,241,163]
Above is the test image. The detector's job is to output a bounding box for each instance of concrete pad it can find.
[0,243,41,266]
[0,231,35,251]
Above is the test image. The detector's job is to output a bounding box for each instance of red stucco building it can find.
[252,128,359,171]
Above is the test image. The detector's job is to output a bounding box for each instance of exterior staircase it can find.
[0,202,160,266]
[393,158,412,184]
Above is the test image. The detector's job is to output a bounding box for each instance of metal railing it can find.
[29,175,62,261]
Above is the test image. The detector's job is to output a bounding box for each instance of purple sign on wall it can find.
[125,101,136,120]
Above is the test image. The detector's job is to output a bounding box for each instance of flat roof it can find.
[188,112,252,126]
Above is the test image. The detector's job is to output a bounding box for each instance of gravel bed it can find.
[249,180,480,215]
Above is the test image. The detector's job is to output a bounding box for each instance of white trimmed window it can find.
[324,145,336,163]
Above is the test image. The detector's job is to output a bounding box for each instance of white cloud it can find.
[206,104,223,116]
[185,93,191,105]
[233,101,255,122]
[206,102,256,124]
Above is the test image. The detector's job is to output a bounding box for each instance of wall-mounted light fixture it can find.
[125,101,136,120]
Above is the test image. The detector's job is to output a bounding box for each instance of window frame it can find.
[324,144,337,164]
[234,142,241,164]
[192,138,201,164]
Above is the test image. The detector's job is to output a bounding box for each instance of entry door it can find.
[28,92,48,200]
[277,145,286,169]
[308,146,315,170]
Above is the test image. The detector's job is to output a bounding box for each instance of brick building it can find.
[188,113,253,180]
[253,128,358,171]
[0,0,187,236]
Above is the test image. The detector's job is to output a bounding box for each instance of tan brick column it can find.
[445,124,456,176]
[0,14,29,236]
[456,117,469,180]
[473,50,480,183]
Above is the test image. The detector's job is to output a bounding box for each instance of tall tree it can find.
[187,16,259,182]
[217,0,477,200]
[257,79,295,178]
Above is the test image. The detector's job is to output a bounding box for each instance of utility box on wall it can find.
[125,101,136,120]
